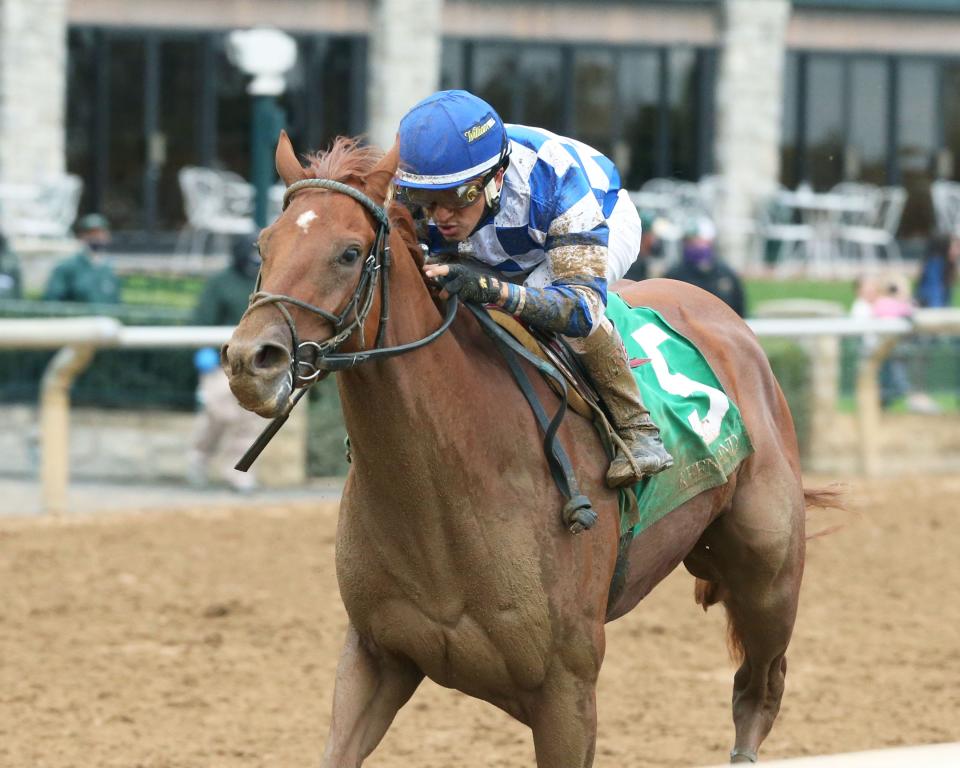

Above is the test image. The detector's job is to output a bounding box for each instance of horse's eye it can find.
[339,246,362,265]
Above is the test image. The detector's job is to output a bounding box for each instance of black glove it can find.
[435,264,503,305]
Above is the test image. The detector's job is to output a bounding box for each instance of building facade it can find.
[17,0,960,243]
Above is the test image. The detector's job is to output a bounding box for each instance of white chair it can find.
[930,180,960,235]
[755,194,815,276]
[0,175,83,239]
[696,174,724,219]
[642,178,709,220]
[837,185,906,268]
[639,178,682,197]
[176,166,256,256]
[830,181,881,226]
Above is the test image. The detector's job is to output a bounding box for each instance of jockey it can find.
[394,89,673,486]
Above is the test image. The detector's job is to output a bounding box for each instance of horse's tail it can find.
[694,578,744,664]
[804,484,847,539]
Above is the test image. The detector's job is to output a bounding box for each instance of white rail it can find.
[1,320,234,514]
[701,741,960,767]
[2,309,960,513]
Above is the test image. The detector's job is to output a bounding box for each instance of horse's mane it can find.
[304,136,423,268]
[304,136,384,183]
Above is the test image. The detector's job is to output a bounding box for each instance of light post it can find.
[226,28,298,227]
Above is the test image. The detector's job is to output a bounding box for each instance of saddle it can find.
[487,309,598,421]
[479,307,643,539]
[486,308,640,461]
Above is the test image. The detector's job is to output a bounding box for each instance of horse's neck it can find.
[336,247,511,485]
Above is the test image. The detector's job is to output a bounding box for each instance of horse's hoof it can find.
[730,748,758,763]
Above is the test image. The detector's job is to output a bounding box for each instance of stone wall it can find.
[714,0,791,272]
[0,401,308,487]
[366,0,442,151]
[0,0,67,184]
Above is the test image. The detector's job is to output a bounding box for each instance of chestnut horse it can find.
[223,133,809,767]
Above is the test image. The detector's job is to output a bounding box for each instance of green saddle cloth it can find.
[604,293,754,538]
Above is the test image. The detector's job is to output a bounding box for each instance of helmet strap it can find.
[475,152,510,224]
[482,175,501,210]
[466,139,511,238]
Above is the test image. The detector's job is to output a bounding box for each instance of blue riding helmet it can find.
[396,90,509,192]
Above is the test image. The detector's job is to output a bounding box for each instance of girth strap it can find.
[465,303,597,534]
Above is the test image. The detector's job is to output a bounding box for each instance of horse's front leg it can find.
[321,623,423,768]
[529,666,599,768]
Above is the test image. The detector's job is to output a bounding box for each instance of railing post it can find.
[40,344,96,514]
[855,336,898,478]
[807,333,840,466]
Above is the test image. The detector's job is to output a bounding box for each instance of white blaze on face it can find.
[296,210,318,233]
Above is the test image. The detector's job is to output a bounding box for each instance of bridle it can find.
[236,177,594,533]
[244,177,458,384]
[233,176,458,472]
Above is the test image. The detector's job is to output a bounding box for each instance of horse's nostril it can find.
[253,342,289,372]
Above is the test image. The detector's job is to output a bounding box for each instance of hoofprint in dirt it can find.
[0,474,957,768]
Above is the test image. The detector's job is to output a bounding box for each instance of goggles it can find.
[398,178,487,211]
[398,143,510,212]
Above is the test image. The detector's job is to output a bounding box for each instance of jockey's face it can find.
[428,169,504,243]
[430,194,485,243]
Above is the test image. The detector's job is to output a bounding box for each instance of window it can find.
[103,37,147,230]
[619,50,660,189]
[297,37,362,153]
[944,62,960,181]
[848,58,888,185]
[805,56,844,190]
[156,37,203,230]
[780,52,800,189]
[472,44,563,130]
[668,48,700,181]
[66,29,100,216]
[441,39,466,91]
[897,60,938,236]
[573,49,616,157]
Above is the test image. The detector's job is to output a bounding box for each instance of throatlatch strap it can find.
[465,303,597,533]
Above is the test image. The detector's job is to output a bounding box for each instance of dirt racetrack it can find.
[1,474,958,768]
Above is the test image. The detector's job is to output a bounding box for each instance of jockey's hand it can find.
[422,263,505,305]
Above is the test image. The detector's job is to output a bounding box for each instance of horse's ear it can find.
[365,140,400,204]
[276,130,307,187]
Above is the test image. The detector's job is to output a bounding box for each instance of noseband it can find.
[245,177,457,383]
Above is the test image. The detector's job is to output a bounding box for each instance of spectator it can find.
[623,212,679,281]
[850,273,880,320]
[872,273,913,320]
[915,233,959,308]
[663,217,746,317]
[193,229,261,326]
[42,213,121,304]
[187,231,266,493]
[852,272,939,412]
[0,232,21,299]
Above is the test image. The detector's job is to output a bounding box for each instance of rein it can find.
[234,177,458,471]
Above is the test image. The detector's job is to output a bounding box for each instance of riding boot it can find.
[575,324,674,488]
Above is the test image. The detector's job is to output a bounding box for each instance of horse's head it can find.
[222,131,398,417]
